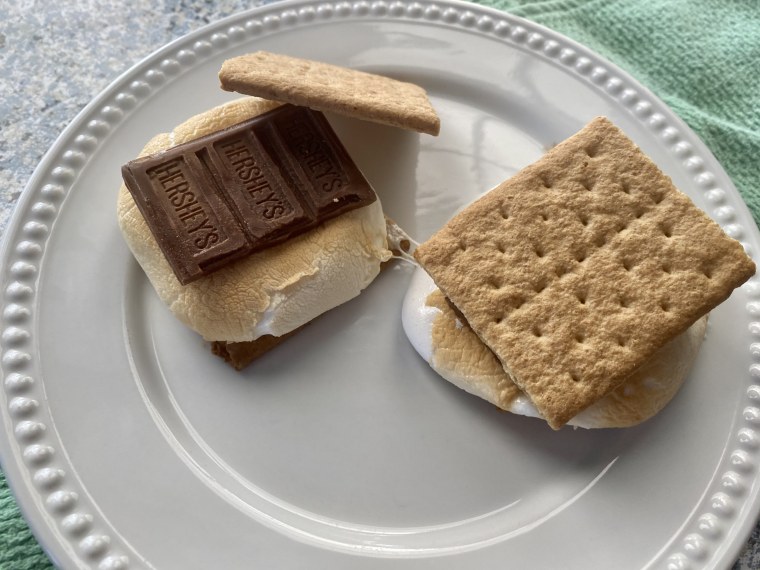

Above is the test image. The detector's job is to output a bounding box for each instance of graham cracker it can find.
[218,51,440,135]
[211,325,304,370]
[414,117,755,429]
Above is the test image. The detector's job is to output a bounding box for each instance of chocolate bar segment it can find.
[267,107,364,218]
[121,154,251,284]
[122,105,377,284]
[206,129,312,241]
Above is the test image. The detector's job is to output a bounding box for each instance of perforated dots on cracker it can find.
[414,117,755,429]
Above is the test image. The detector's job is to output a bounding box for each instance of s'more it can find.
[409,117,755,429]
[118,52,439,369]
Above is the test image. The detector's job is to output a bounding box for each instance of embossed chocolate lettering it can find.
[278,114,346,194]
[146,159,222,252]
[122,105,376,284]
[216,137,292,221]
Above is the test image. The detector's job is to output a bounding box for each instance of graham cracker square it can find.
[414,117,755,429]
[219,51,440,135]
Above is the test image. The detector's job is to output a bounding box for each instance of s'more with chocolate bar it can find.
[407,117,755,429]
[117,52,439,369]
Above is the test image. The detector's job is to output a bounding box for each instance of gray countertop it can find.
[1,0,758,568]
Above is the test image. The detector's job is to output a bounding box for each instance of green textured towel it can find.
[473,0,760,226]
[0,473,53,569]
[2,1,758,569]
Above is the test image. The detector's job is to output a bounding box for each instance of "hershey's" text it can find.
[218,137,292,220]
[147,159,220,251]
[280,115,346,193]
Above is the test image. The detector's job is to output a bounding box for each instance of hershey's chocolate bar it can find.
[122,105,377,284]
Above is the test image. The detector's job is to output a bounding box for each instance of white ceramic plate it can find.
[2,1,759,568]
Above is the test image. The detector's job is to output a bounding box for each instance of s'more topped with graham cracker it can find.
[413,117,755,430]
[118,51,440,370]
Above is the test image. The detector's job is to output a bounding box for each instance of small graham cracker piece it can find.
[219,51,440,135]
[415,117,755,429]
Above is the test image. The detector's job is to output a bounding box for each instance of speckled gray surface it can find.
[0,0,274,237]
[1,0,759,568]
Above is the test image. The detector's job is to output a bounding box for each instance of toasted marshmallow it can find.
[402,268,707,429]
[117,97,392,342]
